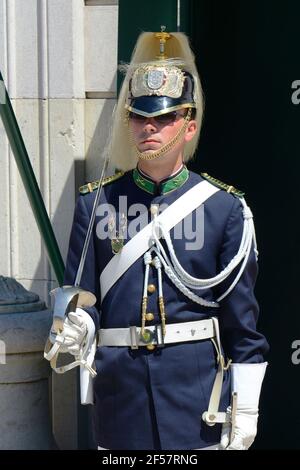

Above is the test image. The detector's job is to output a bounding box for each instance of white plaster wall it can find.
[0,0,118,305]
[85,5,118,93]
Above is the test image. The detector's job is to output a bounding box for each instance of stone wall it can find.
[0,0,118,449]
[0,0,118,306]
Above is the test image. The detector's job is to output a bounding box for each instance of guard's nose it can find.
[143,118,158,132]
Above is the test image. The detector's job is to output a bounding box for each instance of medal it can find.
[108,212,127,255]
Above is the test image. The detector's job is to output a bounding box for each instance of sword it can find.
[0,67,111,403]
[48,145,111,404]
[50,152,110,333]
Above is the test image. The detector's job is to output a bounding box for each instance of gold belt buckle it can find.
[140,328,155,344]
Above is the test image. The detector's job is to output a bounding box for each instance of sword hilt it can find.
[51,285,96,333]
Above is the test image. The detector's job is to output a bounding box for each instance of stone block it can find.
[84,5,118,93]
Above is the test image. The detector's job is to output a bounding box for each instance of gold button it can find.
[145,313,154,321]
[146,344,156,351]
[147,284,156,294]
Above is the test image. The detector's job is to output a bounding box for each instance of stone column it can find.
[0,276,54,449]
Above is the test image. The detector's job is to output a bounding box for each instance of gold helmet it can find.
[109,29,204,171]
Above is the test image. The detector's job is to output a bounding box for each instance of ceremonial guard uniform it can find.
[46,29,269,450]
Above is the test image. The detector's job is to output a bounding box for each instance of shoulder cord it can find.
[142,206,219,308]
[148,212,219,308]
[150,197,257,303]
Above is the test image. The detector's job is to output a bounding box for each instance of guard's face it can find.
[129,110,191,155]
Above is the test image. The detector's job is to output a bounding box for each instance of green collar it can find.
[133,165,189,195]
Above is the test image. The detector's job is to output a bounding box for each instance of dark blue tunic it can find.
[64,169,269,450]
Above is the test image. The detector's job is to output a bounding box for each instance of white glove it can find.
[220,406,258,450]
[46,308,96,405]
[50,309,88,356]
[220,362,267,450]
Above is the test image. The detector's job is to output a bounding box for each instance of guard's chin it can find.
[139,145,160,153]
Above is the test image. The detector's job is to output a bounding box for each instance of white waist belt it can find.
[98,319,214,348]
[97,317,229,427]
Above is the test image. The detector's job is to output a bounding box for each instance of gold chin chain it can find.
[128,108,192,161]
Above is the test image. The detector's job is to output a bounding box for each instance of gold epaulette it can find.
[201,172,245,198]
[79,171,125,195]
